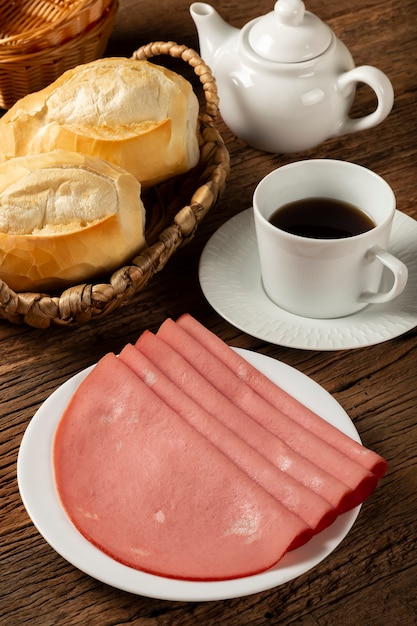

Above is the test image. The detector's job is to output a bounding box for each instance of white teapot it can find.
[190,0,394,153]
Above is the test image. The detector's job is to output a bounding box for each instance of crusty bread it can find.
[0,150,146,292]
[0,58,200,187]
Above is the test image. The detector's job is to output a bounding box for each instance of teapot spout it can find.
[190,3,239,68]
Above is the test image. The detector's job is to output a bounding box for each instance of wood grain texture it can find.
[1,1,416,624]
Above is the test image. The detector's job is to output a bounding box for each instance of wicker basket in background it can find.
[0,42,230,328]
[0,0,118,109]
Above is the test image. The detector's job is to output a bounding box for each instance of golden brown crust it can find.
[0,150,146,291]
[0,58,200,187]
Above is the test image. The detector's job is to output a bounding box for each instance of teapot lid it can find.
[248,0,332,63]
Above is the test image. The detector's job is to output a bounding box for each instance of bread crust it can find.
[0,150,146,291]
[0,58,200,187]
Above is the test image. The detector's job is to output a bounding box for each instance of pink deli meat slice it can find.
[53,353,311,581]
[177,314,387,479]
[120,343,335,534]
[156,319,380,507]
[135,331,355,514]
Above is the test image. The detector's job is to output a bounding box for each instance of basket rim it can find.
[0,42,230,328]
[0,0,118,110]
[0,0,92,45]
[0,0,117,64]
[0,0,114,54]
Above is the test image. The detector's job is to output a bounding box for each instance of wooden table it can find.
[2,1,416,624]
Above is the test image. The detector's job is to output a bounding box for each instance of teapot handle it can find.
[336,66,394,134]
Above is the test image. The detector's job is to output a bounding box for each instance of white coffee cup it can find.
[253,159,408,319]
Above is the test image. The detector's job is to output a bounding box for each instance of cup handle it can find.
[336,66,394,134]
[359,245,408,304]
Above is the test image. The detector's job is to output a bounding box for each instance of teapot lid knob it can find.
[277,0,305,26]
[248,0,332,63]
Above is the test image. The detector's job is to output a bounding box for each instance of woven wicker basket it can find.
[0,42,230,328]
[0,0,118,109]
[0,0,113,54]
[0,0,90,44]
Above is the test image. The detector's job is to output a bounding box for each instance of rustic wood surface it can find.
[1,0,416,624]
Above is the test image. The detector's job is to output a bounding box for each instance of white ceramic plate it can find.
[199,209,417,350]
[18,348,361,602]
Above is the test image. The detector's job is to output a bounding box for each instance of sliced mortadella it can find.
[135,331,355,513]
[156,319,380,508]
[120,343,336,534]
[53,353,311,581]
[176,314,387,478]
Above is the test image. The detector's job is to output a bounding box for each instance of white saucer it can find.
[199,209,417,350]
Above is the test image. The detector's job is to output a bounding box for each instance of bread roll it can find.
[0,150,146,292]
[0,58,200,187]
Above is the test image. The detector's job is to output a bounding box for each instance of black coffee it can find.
[269,197,375,239]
